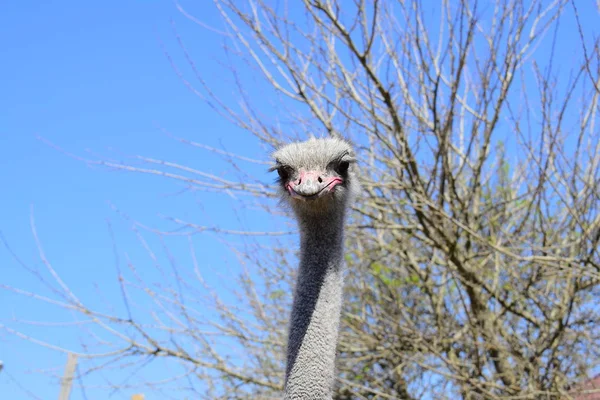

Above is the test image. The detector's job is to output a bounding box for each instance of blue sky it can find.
[0,1,278,399]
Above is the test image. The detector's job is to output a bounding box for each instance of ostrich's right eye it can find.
[277,166,290,180]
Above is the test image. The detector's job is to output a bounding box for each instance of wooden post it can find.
[58,353,78,400]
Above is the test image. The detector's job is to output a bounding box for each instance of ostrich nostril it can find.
[318,176,322,183]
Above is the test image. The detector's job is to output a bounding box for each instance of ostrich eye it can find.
[336,161,350,175]
[277,166,290,180]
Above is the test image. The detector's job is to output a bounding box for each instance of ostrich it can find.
[271,137,358,399]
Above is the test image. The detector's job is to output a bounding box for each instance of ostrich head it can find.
[271,137,358,219]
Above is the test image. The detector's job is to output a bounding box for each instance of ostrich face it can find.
[271,137,357,216]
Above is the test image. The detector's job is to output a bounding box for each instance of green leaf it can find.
[269,289,285,300]
[372,262,384,275]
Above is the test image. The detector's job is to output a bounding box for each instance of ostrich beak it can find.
[286,171,343,201]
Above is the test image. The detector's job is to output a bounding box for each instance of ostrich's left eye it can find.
[336,161,350,175]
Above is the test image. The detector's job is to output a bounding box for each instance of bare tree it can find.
[3,0,600,399]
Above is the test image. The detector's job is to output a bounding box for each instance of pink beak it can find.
[286,170,343,201]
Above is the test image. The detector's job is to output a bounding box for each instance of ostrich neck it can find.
[285,213,346,399]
